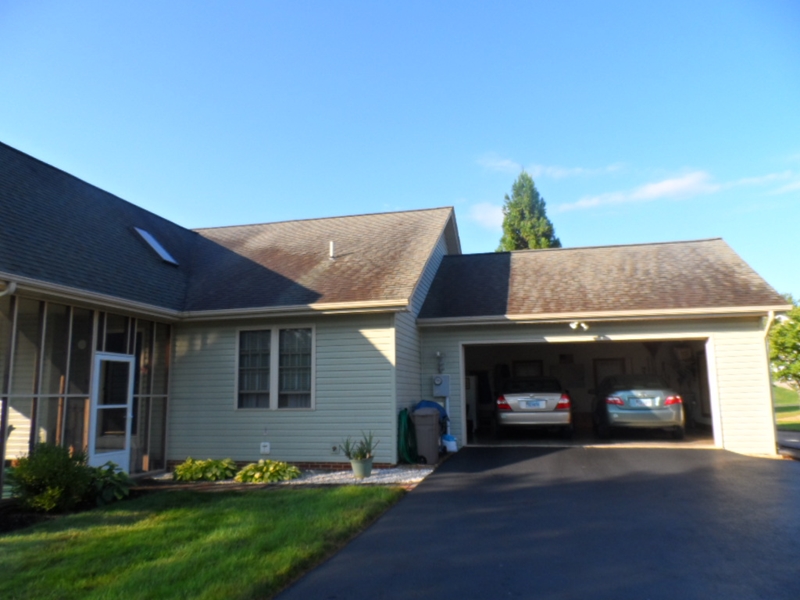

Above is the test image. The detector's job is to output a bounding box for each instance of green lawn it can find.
[0,486,405,600]
[774,385,800,432]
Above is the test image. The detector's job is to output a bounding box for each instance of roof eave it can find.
[0,271,182,321]
[179,299,410,322]
[1,272,410,322]
[417,305,793,327]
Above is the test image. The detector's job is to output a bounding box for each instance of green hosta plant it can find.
[89,461,133,506]
[342,431,379,461]
[173,457,237,482]
[234,460,301,483]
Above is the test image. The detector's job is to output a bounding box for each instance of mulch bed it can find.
[0,499,59,534]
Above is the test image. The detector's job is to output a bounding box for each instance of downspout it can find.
[0,282,15,495]
[764,310,779,453]
[764,310,775,341]
[0,281,17,297]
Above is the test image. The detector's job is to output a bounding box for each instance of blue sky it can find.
[2,1,799,298]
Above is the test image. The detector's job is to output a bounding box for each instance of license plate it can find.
[523,399,546,409]
[636,398,654,407]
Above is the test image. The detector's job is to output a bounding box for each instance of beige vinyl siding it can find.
[395,234,449,412]
[420,317,777,455]
[6,399,32,459]
[710,327,775,454]
[395,311,420,413]
[169,313,396,465]
[410,234,448,316]
[393,233,450,459]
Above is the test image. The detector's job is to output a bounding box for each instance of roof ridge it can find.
[192,206,454,232]
[447,238,725,258]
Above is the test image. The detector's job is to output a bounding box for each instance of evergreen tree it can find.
[497,171,561,251]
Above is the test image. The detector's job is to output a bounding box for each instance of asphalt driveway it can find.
[277,447,800,600]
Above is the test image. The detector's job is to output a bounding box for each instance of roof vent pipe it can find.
[329,241,335,260]
[0,281,17,297]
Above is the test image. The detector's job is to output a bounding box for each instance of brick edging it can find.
[164,459,396,472]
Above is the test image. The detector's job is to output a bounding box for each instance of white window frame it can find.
[235,325,316,410]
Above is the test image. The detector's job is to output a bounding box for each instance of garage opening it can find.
[463,340,714,446]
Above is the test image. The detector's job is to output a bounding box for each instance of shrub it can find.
[173,457,237,482]
[8,444,92,513]
[88,462,133,506]
[234,460,301,483]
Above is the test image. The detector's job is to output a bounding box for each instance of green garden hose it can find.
[397,408,419,464]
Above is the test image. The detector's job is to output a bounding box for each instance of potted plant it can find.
[342,432,379,479]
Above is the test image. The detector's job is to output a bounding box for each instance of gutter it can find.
[0,281,16,297]
[0,271,411,322]
[417,305,793,327]
[0,271,182,321]
[179,300,410,322]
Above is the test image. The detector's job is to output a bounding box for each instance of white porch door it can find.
[89,353,134,472]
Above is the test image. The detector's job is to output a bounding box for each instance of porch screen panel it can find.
[62,397,90,453]
[149,396,167,470]
[134,320,153,396]
[104,313,129,354]
[0,296,11,392]
[278,328,311,408]
[6,397,33,459]
[10,298,41,396]
[41,303,69,395]
[151,323,170,396]
[35,397,62,445]
[67,308,93,395]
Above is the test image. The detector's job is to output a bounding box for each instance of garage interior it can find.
[463,339,714,445]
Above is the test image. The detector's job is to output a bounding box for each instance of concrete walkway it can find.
[277,447,800,600]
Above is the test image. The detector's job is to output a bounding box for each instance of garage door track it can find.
[277,447,800,600]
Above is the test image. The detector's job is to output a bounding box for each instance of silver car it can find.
[493,376,573,437]
[592,374,685,439]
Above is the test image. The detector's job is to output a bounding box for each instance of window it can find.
[238,327,313,409]
[133,227,179,265]
[278,329,312,408]
[238,330,271,408]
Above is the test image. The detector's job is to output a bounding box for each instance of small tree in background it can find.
[497,171,561,251]
[770,295,800,389]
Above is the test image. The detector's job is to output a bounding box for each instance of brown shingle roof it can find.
[419,239,787,320]
[185,208,454,311]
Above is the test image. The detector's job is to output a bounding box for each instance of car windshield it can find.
[503,378,562,393]
[605,375,667,391]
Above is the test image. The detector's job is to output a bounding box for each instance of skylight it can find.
[134,227,179,265]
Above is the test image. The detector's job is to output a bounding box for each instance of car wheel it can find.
[671,426,685,440]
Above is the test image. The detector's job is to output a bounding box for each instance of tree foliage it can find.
[770,295,800,389]
[497,171,561,251]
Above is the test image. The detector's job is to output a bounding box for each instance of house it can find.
[0,141,790,477]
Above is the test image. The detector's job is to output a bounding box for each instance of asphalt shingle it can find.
[0,142,454,313]
[419,240,787,319]
[186,208,454,310]
[0,142,196,311]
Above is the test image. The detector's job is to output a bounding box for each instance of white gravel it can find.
[281,465,434,486]
[152,465,435,487]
